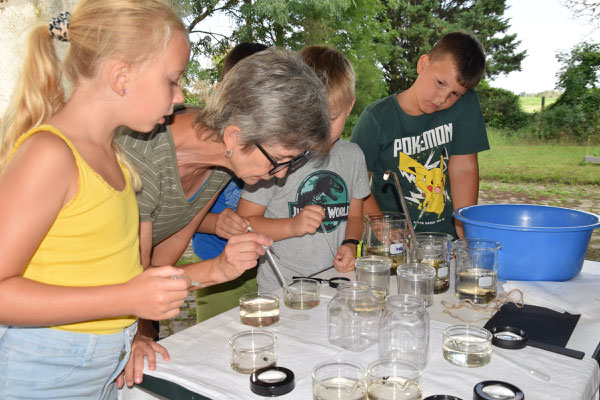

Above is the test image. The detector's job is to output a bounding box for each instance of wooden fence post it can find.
[541,96,546,112]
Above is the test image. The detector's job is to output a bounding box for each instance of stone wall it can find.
[0,0,78,117]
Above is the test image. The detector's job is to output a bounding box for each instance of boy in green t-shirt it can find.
[351,31,489,238]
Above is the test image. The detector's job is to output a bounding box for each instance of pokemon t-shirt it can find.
[350,90,489,237]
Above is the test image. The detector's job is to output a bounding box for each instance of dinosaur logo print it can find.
[398,152,446,217]
[288,171,349,232]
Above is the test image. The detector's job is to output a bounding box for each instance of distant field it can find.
[480,129,600,184]
[519,96,558,113]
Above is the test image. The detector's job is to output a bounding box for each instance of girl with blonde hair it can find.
[0,0,270,398]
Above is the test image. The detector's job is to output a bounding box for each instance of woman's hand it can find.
[333,244,356,272]
[212,232,271,283]
[291,205,325,237]
[116,332,170,388]
[213,209,249,239]
[125,266,190,320]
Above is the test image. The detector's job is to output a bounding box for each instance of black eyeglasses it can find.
[255,143,310,175]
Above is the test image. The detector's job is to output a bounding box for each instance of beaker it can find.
[362,212,407,275]
[411,232,453,294]
[453,239,502,304]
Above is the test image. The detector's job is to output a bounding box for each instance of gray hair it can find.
[195,47,330,155]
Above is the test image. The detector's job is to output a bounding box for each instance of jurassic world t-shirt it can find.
[241,139,371,292]
[350,90,489,237]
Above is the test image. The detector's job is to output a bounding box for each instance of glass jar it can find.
[327,281,382,352]
[378,294,430,369]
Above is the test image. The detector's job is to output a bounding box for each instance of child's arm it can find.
[448,153,480,238]
[333,197,364,272]
[363,172,382,215]
[237,198,325,241]
[197,209,249,239]
[0,134,189,325]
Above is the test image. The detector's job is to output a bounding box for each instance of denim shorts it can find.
[0,322,137,399]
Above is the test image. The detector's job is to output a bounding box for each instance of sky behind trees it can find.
[490,0,600,94]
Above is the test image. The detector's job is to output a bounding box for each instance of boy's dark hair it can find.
[429,32,486,90]
[221,42,269,79]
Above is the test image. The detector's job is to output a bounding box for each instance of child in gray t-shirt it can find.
[238,46,370,291]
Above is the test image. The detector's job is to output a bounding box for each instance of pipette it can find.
[493,349,551,382]
[171,275,204,288]
[247,226,290,292]
[383,170,416,243]
[321,222,337,258]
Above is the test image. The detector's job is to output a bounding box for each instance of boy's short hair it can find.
[428,32,486,90]
[221,42,269,80]
[300,45,355,109]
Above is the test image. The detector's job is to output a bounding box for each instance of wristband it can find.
[341,239,360,246]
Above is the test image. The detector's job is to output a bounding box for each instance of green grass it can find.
[519,96,558,113]
[480,128,600,184]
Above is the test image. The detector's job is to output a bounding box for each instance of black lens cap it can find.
[424,395,463,400]
[328,277,350,288]
[250,366,295,397]
[474,380,524,400]
[489,326,528,350]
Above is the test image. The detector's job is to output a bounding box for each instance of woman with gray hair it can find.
[116,47,330,387]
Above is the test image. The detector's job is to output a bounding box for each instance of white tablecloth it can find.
[119,261,600,399]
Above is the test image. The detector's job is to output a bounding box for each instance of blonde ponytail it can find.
[0,23,65,172]
[1,0,186,186]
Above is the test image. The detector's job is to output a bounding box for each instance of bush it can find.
[537,89,600,141]
[478,81,531,131]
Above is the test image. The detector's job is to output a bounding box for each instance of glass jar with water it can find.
[327,281,382,352]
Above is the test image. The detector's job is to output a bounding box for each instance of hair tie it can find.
[49,12,71,42]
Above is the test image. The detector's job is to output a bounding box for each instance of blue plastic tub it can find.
[454,204,600,281]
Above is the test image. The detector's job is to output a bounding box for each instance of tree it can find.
[174,0,525,135]
[383,0,527,92]
[539,42,600,140]
[563,0,600,28]
[175,0,393,136]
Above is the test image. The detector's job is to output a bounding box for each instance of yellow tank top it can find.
[11,125,143,334]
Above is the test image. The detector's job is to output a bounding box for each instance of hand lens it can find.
[473,380,524,400]
[490,325,584,359]
[292,275,350,288]
[250,366,295,397]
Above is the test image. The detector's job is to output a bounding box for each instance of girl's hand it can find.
[212,232,271,283]
[333,244,356,273]
[213,209,249,239]
[291,205,325,237]
[116,332,170,388]
[126,266,190,320]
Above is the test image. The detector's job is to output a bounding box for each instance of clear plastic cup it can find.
[367,358,422,400]
[239,292,280,327]
[284,277,320,310]
[442,325,492,368]
[312,360,366,400]
[229,330,277,374]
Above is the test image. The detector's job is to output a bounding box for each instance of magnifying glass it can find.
[490,325,584,359]
[292,276,350,288]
